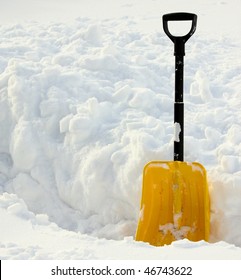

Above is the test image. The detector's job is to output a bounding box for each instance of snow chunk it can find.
[221,155,240,173]
[10,121,40,171]
[83,24,103,46]
[174,122,181,142]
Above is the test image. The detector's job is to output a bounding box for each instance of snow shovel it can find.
[135,13,210,246]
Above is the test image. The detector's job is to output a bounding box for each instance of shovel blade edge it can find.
[135,161,210,246]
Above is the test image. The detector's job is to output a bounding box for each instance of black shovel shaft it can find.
[162,12,197,161]
[174,55,184,161]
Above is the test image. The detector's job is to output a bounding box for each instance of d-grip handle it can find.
[163,12,197,45]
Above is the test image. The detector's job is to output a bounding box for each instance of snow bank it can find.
[0,2,241,259]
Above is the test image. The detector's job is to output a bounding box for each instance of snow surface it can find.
[1,0,241,259]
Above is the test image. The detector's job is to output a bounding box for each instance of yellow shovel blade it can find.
[135,161,210,246]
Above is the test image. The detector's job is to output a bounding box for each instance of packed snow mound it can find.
[0,16,241,249]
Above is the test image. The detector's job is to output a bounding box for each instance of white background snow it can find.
[1,0,241,260]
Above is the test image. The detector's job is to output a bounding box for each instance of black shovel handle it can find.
[163,12,197,44]
[162,13,197,162]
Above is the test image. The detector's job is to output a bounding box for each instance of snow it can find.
[174,122,181,142]
[1,0,241,260]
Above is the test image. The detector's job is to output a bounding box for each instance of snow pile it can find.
[0,0,241,259]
